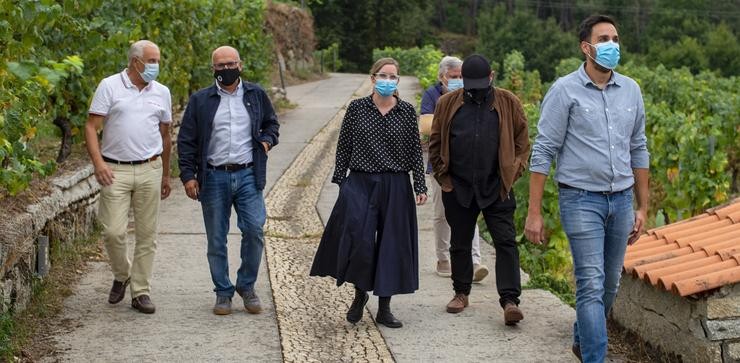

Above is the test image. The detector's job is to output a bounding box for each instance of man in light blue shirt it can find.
[525,15,649,363]
[178,46,280,316]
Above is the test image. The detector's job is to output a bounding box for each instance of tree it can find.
[476,5,575,81]
[310,0,433,72]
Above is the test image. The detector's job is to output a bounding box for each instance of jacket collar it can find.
[445,86,501,111]
[206,80,259,97]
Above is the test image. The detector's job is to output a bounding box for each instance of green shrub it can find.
[0,0,273,195]
[372,45,444,89]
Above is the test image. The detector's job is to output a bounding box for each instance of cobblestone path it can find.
[262,79,394,362]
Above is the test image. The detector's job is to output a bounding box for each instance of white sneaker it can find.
[436,260,452,277]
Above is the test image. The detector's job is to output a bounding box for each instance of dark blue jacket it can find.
[420,82,445,115]
[177,81,280,191]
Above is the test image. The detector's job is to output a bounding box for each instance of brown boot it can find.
[503,303,523,325]
[446,293,469,313]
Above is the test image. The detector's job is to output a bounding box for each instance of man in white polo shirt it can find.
[84,39,172,314]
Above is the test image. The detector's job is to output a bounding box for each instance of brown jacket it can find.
[429,87,530,201]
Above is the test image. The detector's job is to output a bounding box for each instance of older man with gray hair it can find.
[85,39,172,314]
[420,56,489,282]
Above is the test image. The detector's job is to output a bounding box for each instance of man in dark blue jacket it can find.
[178,46,279,315]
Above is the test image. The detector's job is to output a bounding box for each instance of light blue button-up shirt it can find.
[208,79,253,165]
[530,64,649,192]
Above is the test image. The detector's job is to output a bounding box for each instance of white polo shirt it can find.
[89,70,172,161]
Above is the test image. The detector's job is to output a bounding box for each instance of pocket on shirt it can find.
[609,106,637,138]
[570,106,604,138]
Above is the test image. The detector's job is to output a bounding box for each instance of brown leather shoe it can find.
[503,303,523,325]
[572,344,583,362]
[131,295,156,314]
[108,278,130,304]
[446,293,469,313]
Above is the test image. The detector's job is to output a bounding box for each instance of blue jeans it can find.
[559,187,634,363]
[200,167,266,297]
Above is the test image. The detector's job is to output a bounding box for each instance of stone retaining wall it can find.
[612,275,740,362]
[0,165,99,313]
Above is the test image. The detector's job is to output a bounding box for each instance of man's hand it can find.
[184,179,199,200]
[261,141,270,153]
[628,209,647,245]
[416,193,428,205]
[524,212,546,245]
[160,177,171,200]
[94,163,115,186]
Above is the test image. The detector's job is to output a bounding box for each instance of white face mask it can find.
[446,78,464,91]
[137,59,160,83]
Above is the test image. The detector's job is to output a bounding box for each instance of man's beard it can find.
[589,51,611,73]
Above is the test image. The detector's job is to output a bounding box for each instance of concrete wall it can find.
[613,275,740,363]
[0,165,99,313]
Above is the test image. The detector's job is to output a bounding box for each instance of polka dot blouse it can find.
[331,95,427,195]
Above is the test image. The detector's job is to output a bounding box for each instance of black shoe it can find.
[108,278,130,304]
[131,295,156,314]
[375,310,403,328]
[346,291,369,324]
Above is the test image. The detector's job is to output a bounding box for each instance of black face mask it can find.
[214,68,240,86]
[464,87,493,105]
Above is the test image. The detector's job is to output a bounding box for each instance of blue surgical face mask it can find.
[446,78,464,92]
[587,41,620,70]
[374,79,397,97]
[137,59,160,83]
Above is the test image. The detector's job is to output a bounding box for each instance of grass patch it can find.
[479,220,576,307]
[0,227,102,361]
[523,273,576,307]
[274,97,297,114]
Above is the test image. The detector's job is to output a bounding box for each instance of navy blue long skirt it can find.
[310,171,419,296]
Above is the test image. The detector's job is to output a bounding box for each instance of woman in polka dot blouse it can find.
[310,57,428,329]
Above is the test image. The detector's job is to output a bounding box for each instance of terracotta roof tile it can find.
[662,219,732,244]
[651,214,717,239]
[657,259,737,291]
[630,251,708,278]
[671,265,740,296]
[644,255,722,286]
[727,210,740,223]
[623,198,740,297]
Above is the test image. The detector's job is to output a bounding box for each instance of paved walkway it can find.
[45,74,578,362]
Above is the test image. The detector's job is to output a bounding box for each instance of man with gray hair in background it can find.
[420,56,489,282]
[85,40,173,314]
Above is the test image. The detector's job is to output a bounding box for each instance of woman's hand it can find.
[416,193,428,205]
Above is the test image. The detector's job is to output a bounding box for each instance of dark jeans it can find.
[442,190,520,307]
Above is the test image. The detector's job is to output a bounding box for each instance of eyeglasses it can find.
[374,73,399,81]
[213,61,241,70]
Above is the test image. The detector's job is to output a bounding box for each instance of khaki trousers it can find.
[430,177,482,264]
[98,158,162,298]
